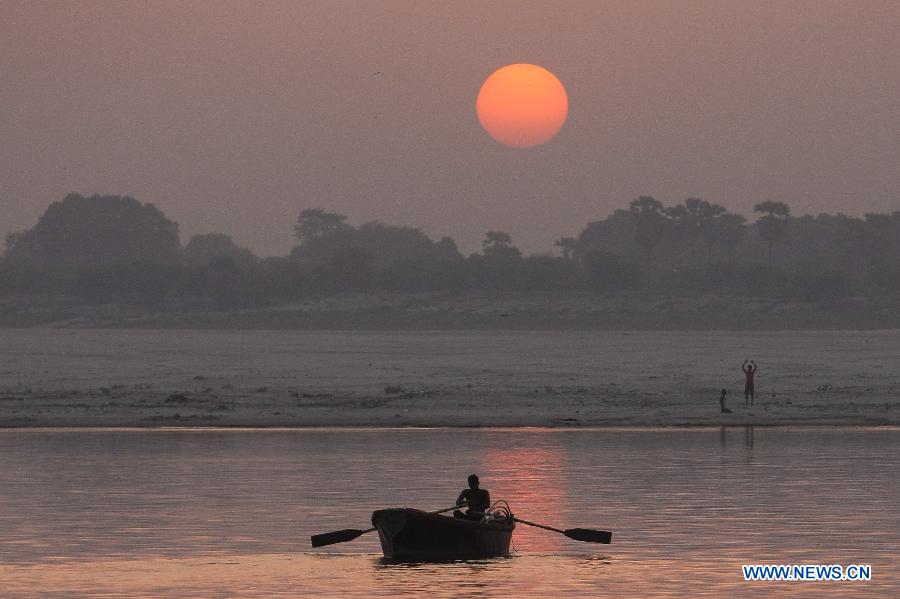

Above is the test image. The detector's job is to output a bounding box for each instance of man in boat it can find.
[454,474,490,520]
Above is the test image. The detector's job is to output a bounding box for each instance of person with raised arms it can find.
[742,360,759,407]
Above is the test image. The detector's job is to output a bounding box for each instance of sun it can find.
[476,63,568,148]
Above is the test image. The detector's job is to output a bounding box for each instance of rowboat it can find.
[311,502,609,555]
[371,508,515,560]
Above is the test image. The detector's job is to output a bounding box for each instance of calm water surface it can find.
[0,428,897,597]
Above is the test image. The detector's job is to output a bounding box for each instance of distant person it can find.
[719,389,732,414]
[455,474,490,520]
[742,360,758,407]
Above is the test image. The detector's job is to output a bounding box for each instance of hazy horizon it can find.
[3,1,898,256]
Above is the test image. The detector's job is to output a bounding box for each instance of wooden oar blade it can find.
[311,528,367,548]
[564,528,612,544]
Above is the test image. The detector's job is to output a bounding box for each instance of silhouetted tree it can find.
[5,194,180,267]
[555,237,577,260]
[704,213,746,252]
[629,196,669,274]
[291,218,461,275]
[327,246,375,290]
[482,231,510,251]
[754,200,791,268]
[6,193,900,307]
[182,233,258,269]
[860,213,898,270]
[467,231,522,289]
[582,251,641,290]
[4,232,24,257]
[572,210,636,266]
[293,208,350,246]
[435,236,462,259]
[482,231,522,261]
[383,234,466,291]
[354,222,456,269]
[197,254,243,304]
[0,262,48,295]
[667,198,728,263]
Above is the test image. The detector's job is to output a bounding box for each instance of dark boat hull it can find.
[371,508,514,561]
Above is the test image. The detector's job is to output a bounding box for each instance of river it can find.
[1,427,897,597]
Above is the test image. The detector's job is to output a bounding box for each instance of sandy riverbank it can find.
[2,293,899,330]
[2,329,898,427]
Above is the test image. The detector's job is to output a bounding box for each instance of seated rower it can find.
[454,474,490,520]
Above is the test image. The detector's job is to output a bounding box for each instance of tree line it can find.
[2,193,898,306]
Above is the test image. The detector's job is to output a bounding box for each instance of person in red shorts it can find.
[742,360,758,407]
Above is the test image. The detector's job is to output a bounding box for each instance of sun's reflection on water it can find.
[481,444,569,553]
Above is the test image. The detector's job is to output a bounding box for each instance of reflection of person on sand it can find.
[742,360,758,407]
[719,389,732,414]
[454,474,490,520]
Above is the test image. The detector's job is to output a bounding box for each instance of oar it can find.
[513,517,612,544]
[311,504,463,548]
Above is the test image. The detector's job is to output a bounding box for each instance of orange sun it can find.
[476,63,568,148]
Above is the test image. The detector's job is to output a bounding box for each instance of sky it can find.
[2,1,898,256]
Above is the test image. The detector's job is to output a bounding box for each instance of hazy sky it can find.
[2,1,898,256]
